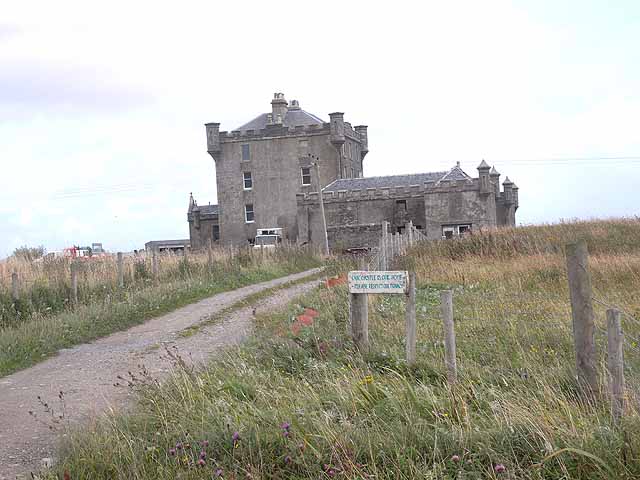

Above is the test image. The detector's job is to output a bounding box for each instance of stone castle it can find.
[189,93,518,250]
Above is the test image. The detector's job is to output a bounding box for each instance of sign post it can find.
[348,270,412,357]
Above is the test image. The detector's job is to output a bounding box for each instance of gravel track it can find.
[0,268,323,479]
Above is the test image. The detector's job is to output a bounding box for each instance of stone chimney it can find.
[289,99,301,110]
[271,93,288,120]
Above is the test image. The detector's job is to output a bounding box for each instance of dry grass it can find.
[0,246,322,376]
[45,219,640,479]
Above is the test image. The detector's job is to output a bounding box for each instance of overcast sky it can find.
[1,0,639,257]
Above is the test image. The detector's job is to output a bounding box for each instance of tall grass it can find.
[46,219,640,479]
[0,246,322,376]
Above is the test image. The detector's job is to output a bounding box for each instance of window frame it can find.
[244,204,255,223]
[301,166,312,186]
[243,171,253,190]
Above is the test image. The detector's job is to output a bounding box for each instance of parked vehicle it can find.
[253,228,283,249]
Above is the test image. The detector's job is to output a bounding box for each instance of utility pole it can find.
[310,154,329,255]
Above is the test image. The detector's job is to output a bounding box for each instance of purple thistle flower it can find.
[281,422,291,431]
[232,431,240,442]
[494,463,506,474]
[214,468,223,477]
[199,450,206,459]
[175,442,183,450]
[197,458,206,467]
[451,454,460,462]
[201,440,209,447]
[284,455,292,464]
[283,430,290,438]
[168,448,176,456]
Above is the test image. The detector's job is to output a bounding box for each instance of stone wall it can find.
[188,215,219,250]
[327,223,382,251]
[423,180,497,240]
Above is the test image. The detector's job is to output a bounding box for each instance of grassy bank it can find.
[0,247,321,377]
[47,219,640,479]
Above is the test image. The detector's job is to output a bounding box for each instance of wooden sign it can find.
[348,271,408,294]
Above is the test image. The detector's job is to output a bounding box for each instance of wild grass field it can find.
[46,219,640,479]
[0,246,321,376]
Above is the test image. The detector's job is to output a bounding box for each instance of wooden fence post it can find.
[208,239,213,272]
[11,271,19,301]
[71,262,78,304]
[381,221,389,270]
[566,240,599,396]
[406,221,414,246]
[152,250,159,279]
[350,258,369,353]
[441,290,457,384]
[405,271,417,365]
[117,252,124,288]
[606,309,625,422]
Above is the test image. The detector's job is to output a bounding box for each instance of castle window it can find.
[243,172,253,190]
[212,225,220,241]
[245,204,255,223]
[301,167,312,186]
[396,199,407,211]
[241,144,250,161]
[442,224,471,239]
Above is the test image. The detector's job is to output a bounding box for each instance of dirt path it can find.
[0,268,323,479]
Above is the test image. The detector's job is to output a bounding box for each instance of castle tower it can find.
[204,94,367,246]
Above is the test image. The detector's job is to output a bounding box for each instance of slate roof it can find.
[322,166,473,193]
[323,172,447,192]
[236,109,325,131]
[188,204,218,221]
[196,204,219,215]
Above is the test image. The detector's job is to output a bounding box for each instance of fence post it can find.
[606,309,625,422]
[441,290,457,384]
[407,221,414,246]
[117,252,124,288]
[566,240,599,396]
[405,271,417,365]
[152,250,159,279]
[208,239,213,272]
[71,262,78,304]
[381,221,389,270]
[11,271,19,301]
[350,258,369,353]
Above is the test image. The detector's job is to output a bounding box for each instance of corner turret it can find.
[205,122,221,157]
[490,166,500,198]
[355,125,369,159]
[329,112,345,147]
[502,176,514,205]
[477,159,491,194]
